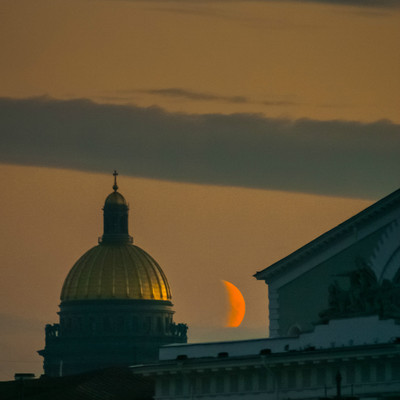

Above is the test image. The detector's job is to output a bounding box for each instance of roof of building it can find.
[155,316,400,361]
[132,340,400,377]
[61,172,171,302]
[61,244,171,302]
[254,187,400,283]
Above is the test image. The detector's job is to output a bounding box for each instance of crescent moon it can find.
[222,280,246,327]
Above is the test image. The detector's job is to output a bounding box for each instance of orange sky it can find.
[0,165,371,380]
[0,0,399,122]
[0,0,398,381]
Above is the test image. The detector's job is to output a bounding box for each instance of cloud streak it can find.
[124,88,249,103]
[113,88,298,106]
[293,0,400,7]
[113,0,400,9]
[0,96,399,199]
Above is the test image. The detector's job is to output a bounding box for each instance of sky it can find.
[0,0,399,381]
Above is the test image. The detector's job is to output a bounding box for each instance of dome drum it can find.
[57,299,177,339]
[57,302,182,339]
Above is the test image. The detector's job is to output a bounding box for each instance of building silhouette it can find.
[38,172,187,377]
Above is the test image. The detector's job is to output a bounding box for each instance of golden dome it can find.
[61,244,171,302]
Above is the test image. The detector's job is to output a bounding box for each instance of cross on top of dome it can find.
[112,170,118,192]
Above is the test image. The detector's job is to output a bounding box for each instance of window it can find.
[216,375,225,393]
[288,325,301,337]
[376,362,385,382]
[258,371,267,391]
[244,372,253,391]
[189,377,197,395]
[175,377,183,395]
[276,371,282,389]
[317,368,326,386]
[346,364,355,384]
[229,374,238,392]
[201,377,210,393]
[302,368,311,388]
[65,318,72,333]
[132,316,139,332]
[361,364,370,383]
[165,317,170,332]
[287,369,296,389]
[157,316,163,333]
[331,369,339,386]
[392,362,400,380]
[161,378,169,396]
[143,316,152,333]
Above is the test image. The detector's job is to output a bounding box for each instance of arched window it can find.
[157,316,163,333]
[143,316,152,333]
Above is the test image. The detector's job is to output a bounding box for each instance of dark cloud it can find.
[0,96,399,199]
[261,100,298,106]
[105,88,298,107]
[295,0,400,7]
[114,0,400,9]
[127,88,249,103]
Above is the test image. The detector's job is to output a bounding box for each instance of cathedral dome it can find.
[60,244,171,301]
[60,171,171,302]
[40,171,187,378]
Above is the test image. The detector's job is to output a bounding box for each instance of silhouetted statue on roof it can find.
[319,259,400,323]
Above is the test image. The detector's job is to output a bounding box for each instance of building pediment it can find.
[254,188,400,287]
[254,188,400,338]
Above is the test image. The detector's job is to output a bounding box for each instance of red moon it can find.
[222,280,246,327]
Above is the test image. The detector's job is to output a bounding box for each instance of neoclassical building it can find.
[38,172,187,377]
[255,186,400,339]
[133,187,400,399]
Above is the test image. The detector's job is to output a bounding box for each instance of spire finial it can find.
[112,170,119,192]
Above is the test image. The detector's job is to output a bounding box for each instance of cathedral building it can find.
[132,187,400,399]
[38,172,187,377]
